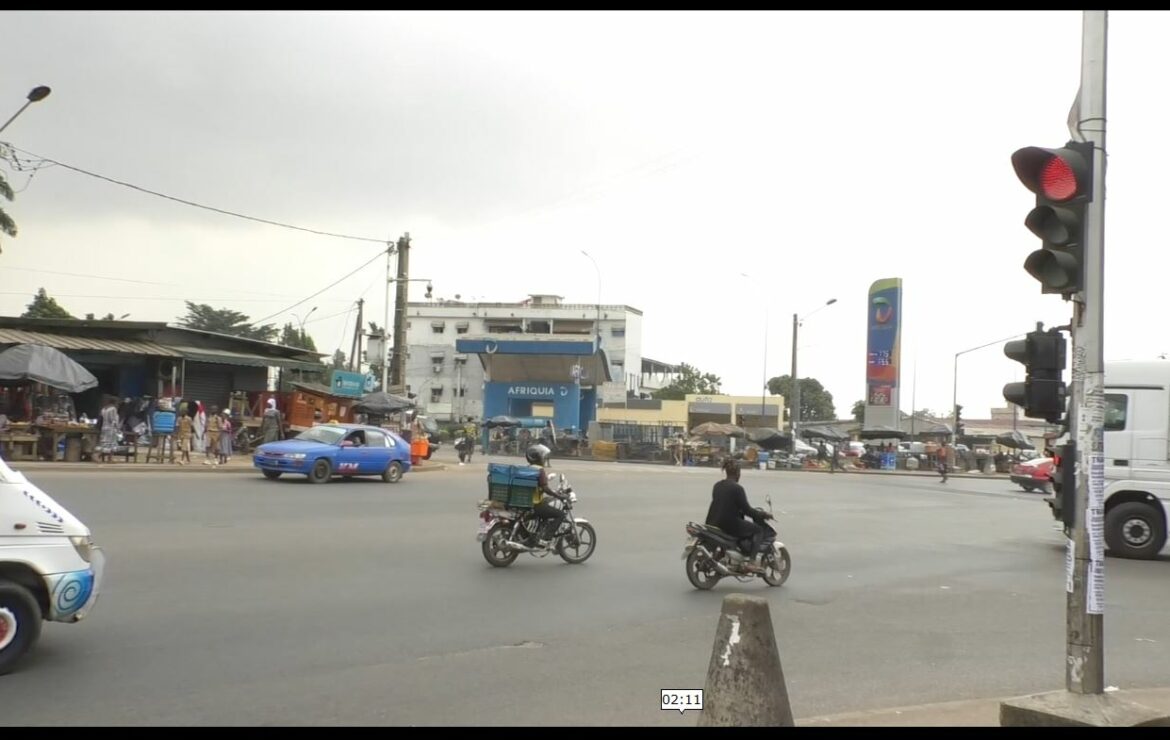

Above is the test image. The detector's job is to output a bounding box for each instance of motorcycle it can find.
[477,472,597,568]
[682,495,791,590]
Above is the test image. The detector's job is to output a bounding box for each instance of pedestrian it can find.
[193,401,207,455]
[97,396,120,463]
[260,397,284,444]
[176,408,193,465]
[204,405,222,466]
[219,409,233,465]
[937,441,950,483]
[829,442,841,473]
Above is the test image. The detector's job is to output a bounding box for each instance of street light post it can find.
[0,86,51,135]
[952,332,1028,441]
[292,306,318,342]
[791,298,837,441]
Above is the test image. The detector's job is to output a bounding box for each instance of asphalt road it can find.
[3,460,1168,726]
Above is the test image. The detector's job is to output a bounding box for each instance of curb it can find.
[567,457,1010,480]
[6,462,448,475]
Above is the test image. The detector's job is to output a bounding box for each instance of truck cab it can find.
[1046,360,1170,559]
[0,457,105,674]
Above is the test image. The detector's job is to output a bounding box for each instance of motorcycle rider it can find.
[526,443,568,544]
[705,458,771,574]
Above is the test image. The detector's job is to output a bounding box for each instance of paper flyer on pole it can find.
[1066,538,1075,594]
[1087,559,1105,614]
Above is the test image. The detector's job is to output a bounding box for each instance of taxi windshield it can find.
[295,426,347,445]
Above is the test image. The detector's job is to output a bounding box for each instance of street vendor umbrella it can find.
[484,415,521,428]
[996,430,1035,450]
[0,343,98,393]
[690,421,746,438]
[354,391,415,415]
[800,424,850,442]
[857,425,907,440]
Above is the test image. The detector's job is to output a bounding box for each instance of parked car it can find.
[1011,457,1054,492]
[253,424,412,483]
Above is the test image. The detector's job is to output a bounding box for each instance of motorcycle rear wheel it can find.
[686,548,721,590]
[482,527,520,568]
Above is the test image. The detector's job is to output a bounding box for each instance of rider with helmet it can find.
[705,458,772,574]
[526,443,568,544]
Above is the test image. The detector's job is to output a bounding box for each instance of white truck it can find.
[1046,360,1170,560]
[0,456,105,674]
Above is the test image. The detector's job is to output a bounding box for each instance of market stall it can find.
[0,344,100,462]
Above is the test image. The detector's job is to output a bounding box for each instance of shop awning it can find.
[689,402,731,414]
[0,328,180,356]
[169,345,323,372]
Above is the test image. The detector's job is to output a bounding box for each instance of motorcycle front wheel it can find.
[482,527,520,568]
[762,546,791,587]
[556,522,596,564]
[685,548,722,590]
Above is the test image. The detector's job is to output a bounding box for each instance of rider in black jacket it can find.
[705,458,770,574]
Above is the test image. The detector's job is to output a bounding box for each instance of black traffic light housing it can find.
[1003,326,1068,423]
[1011,141,1094,298]
[954,404,965,437]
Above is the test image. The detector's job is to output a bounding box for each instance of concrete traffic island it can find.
[1000,691,1170,727]
[697,593,795,727]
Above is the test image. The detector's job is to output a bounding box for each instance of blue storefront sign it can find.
[330,370,365,398]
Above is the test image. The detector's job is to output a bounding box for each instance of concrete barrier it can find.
[697,593,794,727]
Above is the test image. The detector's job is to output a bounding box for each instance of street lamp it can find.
[292,306,318,344]
[952,332,1027,442]
[0,86,52,135]
[580,250,602,344]
[790,298,837,441]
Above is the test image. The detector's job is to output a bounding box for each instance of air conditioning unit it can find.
[432,364,442,374]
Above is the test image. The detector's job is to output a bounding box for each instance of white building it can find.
[402,294,644,422]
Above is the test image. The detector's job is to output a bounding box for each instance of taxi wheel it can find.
[262,470,282,480]
[308,459,332,484]
[0,582,42,676]
[383,461,404,484]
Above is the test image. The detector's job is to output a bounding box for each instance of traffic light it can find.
[954,404,965,437]
[1010,141,1094,297]
[1003,327,1068,423]
[1053,441,1075,530]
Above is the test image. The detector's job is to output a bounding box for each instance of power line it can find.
[249,247,387,326]
[1,144,390,244]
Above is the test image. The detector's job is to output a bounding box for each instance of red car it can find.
[1011,457,1054,492]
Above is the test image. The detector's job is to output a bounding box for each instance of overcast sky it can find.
[1,11,1164,420]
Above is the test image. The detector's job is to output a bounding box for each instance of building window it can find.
[454,355,468,366]
[406,321,412,330]
[431,387,443,403]
[431,321,446,334]
[456,321,470,334]
[1105,394,1128,431]
[611,327,626,337]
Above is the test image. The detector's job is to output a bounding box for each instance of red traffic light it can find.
[1011,145,1090,203]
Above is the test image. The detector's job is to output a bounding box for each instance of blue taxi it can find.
[253,424,412,484]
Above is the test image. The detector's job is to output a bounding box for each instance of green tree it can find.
[84,312,118,321]
[279,322,318,352]
[366,321,385,386]
[766,375,836,422]
[21,288,74,319]
[179,301,277,342]
[852,399,865,424]
[0,172,16,254]
[331,349,347,369]
[652,363,722,401]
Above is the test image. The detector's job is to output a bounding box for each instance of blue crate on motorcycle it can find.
[487,463,539,509]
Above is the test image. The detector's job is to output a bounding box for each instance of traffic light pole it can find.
[1066,9,1107,696]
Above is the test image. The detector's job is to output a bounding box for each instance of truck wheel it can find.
[0,582,42,676]
[1105,501,1168,560]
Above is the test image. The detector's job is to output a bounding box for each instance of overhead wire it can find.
[248,246,388,326]
[0,144,390,244]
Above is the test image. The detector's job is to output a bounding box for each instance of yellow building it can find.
[596,393,785,442]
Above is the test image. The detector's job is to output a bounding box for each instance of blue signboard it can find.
[330,370,365,398]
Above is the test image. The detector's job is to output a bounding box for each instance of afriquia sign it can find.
[506,384,572,398]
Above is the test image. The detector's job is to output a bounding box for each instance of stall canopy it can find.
[800,424,850,442]
[691,422,746,438]
[858,425,907,440]
[745,427,790,451]
[484,415,521,429]
[0,343,99,393]
[996,430,1035,450]
[354,391,415,415]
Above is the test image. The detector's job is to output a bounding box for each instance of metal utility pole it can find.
[790,313,799,439]
[350,298,364,373]
[1066,9,1107,696]
[389,232,411,390]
